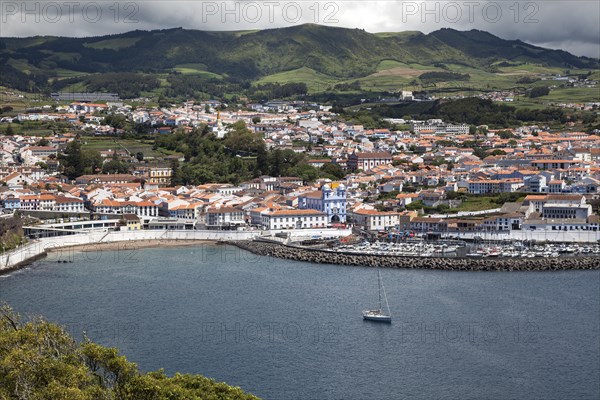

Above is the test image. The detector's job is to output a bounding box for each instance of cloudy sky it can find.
[1,1,598,57]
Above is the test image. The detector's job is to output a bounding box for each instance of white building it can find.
[411,120,469,135]
[541,203,592,220]
[347,152,393,171]
[349,209,400,231]
[262,209,327,230]
[467,179,523,194]
[205,207,245,228]
[53,196,85,213]
[298,184,347,223]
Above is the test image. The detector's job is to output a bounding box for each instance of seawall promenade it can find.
[0,228,353,273]
[0,230,259,273]
[231,240,600,271]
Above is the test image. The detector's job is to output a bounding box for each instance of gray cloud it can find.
[0,1,598,57]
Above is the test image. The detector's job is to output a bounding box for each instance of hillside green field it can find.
[172,64,223,78]
[83,37,142,50]
[256,67,339,93]
[81,137,181,158]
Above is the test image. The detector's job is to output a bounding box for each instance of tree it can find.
[320,162,345,179]
[37,137,50,146]
[5,124,14,136]
[529,86,550,98]
[0,304,259,400]
[288,164,319,183]
[170,158,183,185]
[59,141,85,179]
[102,160,130,174]
[224,121,265,155]
[136,152,144,162]
[59,141,103,179]
[497,130,515,139]
[104,114,127,131]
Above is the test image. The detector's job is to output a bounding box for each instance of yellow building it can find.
[148,167,172,186]
[121,214,141,231]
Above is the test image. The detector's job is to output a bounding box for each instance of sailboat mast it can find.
[377,267,382,311]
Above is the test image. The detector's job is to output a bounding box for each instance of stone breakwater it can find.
[230,240,600,271]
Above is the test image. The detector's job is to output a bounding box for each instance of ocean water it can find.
[0,244,598,400]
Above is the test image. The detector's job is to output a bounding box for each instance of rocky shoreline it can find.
[230,240,600,271]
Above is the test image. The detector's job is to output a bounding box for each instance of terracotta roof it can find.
[300,190,322,199]
[354,151,392,159]
[54,196,83,203]
[352,209,397,216]
[268,209,324,216]
[206,206,243,214]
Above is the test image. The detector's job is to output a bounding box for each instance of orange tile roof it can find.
[268,209,324,216]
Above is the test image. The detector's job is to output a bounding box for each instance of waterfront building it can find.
[348,209,400,231]
[205,207,245,229]
[298,184,347,223]
[261,209,327,230]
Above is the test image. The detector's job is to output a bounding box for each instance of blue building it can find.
[298,184,347,223]
[2,196,21,211]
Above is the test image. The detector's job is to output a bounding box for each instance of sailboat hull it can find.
[362,311,392,323]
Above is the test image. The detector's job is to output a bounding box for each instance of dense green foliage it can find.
[163,78,308,101]
[0,216,24,252]
[516,76,539,84]
[59,141,103,179]
[154,122,340,185]
[529,86,551,98]
[0,63,52,93]
[53,73,160,98]
[165,74,245,99]
[419,71,470,82]
[333,81,362,91]
[0,304,259,400]
[155,122,266,185]
[369,98,567,127]
[102,158,131,174]
[248,83,308,99]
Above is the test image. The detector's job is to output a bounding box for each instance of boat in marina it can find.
[363,266,392,323]
[336,239,600,259]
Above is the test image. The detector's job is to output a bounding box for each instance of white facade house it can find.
[411,120,469,135]
[467,179,523,194]
[525,175,547,193]
[53,197,85,213]
[262,209,327,230]
[349,209,399,231]
[541,203,592,220]
[3,172,35,189]
[38,195,56,211]
[205,207,245,228]
[94,200,159,217]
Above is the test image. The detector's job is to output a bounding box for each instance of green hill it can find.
[1,24,597,98]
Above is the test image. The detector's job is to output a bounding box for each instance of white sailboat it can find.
[362,266,392,323]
